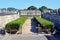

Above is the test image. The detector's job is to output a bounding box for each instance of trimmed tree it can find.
[27,6,37,10]
[5,16,28,34]
[39,6,48,11]
[34,16,54,33]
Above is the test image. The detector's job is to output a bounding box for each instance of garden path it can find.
[22,18,34,34]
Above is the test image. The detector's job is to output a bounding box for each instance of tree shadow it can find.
[30,18,38,33]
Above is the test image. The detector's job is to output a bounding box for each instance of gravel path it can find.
[22,18,33,34]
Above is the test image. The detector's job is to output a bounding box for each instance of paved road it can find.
[0,34,60,40]
[0,34,48,40]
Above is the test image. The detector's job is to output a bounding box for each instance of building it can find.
[42,10,50,13]
[0,9,18,15]
[58,8,60,15]
[19,10,41,18]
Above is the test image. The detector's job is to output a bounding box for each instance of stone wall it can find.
[0,14,19,27]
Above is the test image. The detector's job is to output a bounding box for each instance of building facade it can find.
[19,10,41,18]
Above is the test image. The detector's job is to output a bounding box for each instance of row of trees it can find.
[1,6,51,11]
[27,6,52,11]
[1,6,60,13]
[1,8,17,11]
[26,6,60,14]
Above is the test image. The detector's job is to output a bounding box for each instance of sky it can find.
[0,0,60,9]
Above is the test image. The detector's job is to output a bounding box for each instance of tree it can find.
[48,8,52,10]
[27,6,37,10]
[39,6,48,11]
[1,8,6,10]
[41,6,48,10]
[7,7,16,11]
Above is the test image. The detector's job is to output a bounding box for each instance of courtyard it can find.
[0,11,59,40]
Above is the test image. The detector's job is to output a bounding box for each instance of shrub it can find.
[34,16,54,30]
[5,16,28,33]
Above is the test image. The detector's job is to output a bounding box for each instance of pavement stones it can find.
[0,34,47,40]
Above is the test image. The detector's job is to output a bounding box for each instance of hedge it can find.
[5,16,28,32]
[34,16,54,30]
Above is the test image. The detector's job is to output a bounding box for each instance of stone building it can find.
[0,9,18,15]
[19,10,41,18]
